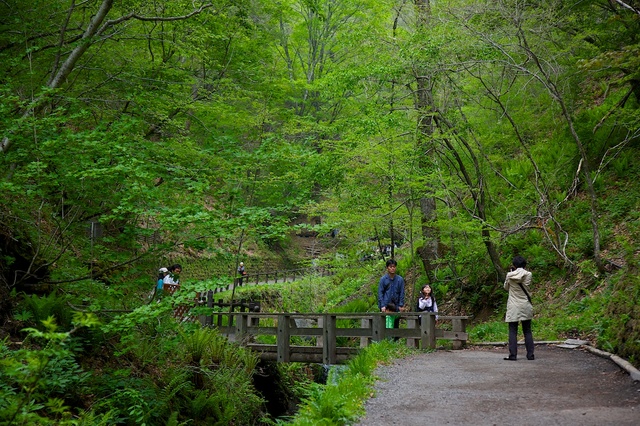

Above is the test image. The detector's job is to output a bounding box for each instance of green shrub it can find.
[16,292,74,331]
[0,322,92,425]
[603,273,640,368]
[286,340,414,425]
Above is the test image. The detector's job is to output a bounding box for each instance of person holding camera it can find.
[504,256,535,361]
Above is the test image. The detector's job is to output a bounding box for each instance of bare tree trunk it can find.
[413,0,439,282]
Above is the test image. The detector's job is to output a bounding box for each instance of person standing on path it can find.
[378,259,405,330]
[504,256,535,361]
[237,262,246,284]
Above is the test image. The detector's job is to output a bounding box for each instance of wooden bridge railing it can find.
[192,267,335,296]
[204,312,470,364]
[234,266,335,287]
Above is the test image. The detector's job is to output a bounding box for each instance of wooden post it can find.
[235,313,248,343]
[216,299,224,327]
[277,314,291,363]
[316,316,324,347]
[360,317,372,347]
[323,314,337,365]
[452,317,467,350]
[406,316,417,348]
[421,313,436,349]
[204,290,213,326]
[372,313,384,342]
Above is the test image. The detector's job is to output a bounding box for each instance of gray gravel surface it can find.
[356,345,640,426]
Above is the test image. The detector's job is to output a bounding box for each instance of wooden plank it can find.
[382,328,423,338]
[247,326,276,335]
[438,330,469,341]
[246,344,359,364]
[289,328,323,336]
[246,344,358,354]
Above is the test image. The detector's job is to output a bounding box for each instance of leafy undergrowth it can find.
[282,340,416,426]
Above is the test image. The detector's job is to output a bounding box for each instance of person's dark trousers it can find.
[522,319,534,359]
[508,320,534,359]
[393,316,401,341]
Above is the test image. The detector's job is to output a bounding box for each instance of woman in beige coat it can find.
[504,256,535,361]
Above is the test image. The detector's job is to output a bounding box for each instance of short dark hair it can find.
[169,264,182,272]
[512,256,527,269]
[386,259,397,268]
[386,302,397,312]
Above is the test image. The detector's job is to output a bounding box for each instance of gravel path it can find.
[357,345,640,426]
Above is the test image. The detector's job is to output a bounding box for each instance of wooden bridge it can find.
[202,310,470,364]
[237,266,334,286]
[163,266,333,320]
[202,266,335,294]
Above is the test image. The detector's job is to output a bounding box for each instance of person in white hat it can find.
[155,267,169,300]
[237,262,246,284]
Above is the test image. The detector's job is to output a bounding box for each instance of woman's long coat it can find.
[504,268,533,322]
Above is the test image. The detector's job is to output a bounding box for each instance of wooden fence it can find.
[233,266,335,287]
[204,312,470,364]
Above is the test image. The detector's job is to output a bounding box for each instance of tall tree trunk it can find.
[413,0,439,282]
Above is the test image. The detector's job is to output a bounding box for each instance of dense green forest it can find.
[2,0,640,424]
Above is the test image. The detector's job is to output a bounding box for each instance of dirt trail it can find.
[357,345,640,426]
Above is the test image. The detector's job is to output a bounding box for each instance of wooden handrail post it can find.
[452,317,467,350]
[216,299,224,327]
[317,316,324,347]
[421,313,436,349]
[204,290,213,327]
[360,317,372,347]
[406,316,417,348]
[372,313,384,342]
[323,314,337,365]
[277,314,291,363]
[235,313,248,342]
